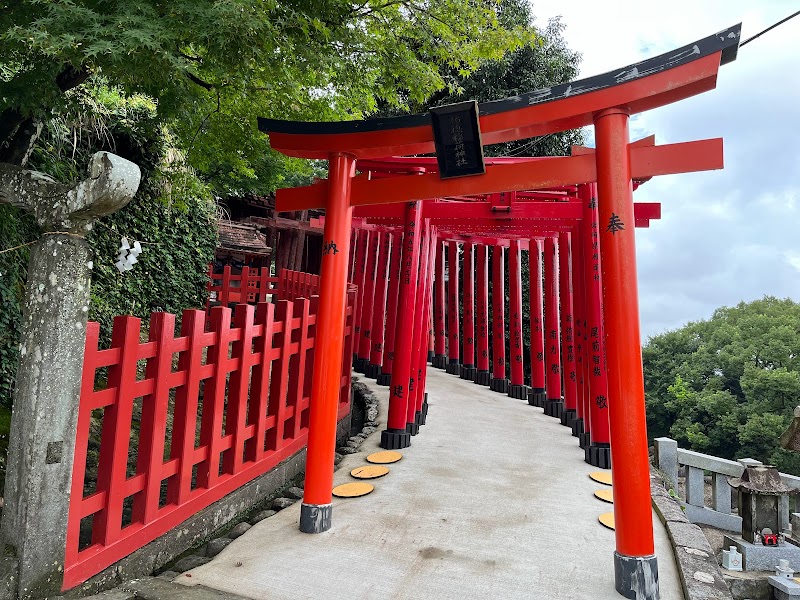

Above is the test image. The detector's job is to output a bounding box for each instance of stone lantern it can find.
[728,465,797,544]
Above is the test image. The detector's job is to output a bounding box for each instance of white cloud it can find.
[529,1,800,338]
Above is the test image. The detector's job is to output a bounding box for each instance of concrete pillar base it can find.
[528,388,546,407]
[376,372,392,386]
[474,370,491,386]
[406,421,420,436]
[571,417,585,438]
[427,351,435,363]
[460,365,476,380]
[508,384,530,400]
[446,359,461,375]
[490,378,509,393]
[299,503,332,534]
[432,354,448,369]
[354,357,369,373]
[579,431,591,449]
[586,442,611,469]
[614,552,659,600]
[560,408,577,428]
[364,363,381,379]
[380,428,411,449]
[544,399,564,418]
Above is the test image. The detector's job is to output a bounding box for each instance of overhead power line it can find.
[740,9,800,47]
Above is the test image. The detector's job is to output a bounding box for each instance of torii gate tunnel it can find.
[259,24,741,600]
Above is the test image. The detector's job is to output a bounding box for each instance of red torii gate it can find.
[259,24,740,600]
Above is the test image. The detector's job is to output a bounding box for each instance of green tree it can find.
[2,0,532,192]
[643,296,800,475]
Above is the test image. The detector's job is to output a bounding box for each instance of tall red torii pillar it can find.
[259,24,739,600]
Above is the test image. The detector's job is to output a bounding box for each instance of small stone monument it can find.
[722,546,742,571]
[723,465,800,571]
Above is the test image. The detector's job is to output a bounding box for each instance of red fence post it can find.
[300,152,355,534]
[543,235,563,417]
[460,242,476,381]
[475,244,491,386]
[446,240,461,375]
[380,201,422,450]
[351,229,370,365]
[508,238,527,399]
[558,231,579,428]
[432,240,447,369]
[582,182,612,463]
[355,231,380,372]
[490,244,508,393]
[378,231,402,386]
[528,239,546,406]
[366,231,391,379]
[594,108,658,597]
[406,222,432,434]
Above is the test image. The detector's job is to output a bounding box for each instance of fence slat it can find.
[288,299,311,440]
[266,301,293,452]
[92,316,142,545]
[224,304,256,475]
[132,312,176,524]
[247,303,275,462]
[167,310,206,505]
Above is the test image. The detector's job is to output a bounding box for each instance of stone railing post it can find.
[653,437,678,490]
[0,152,141,598]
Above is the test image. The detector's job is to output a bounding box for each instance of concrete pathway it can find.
[179,368,684,599]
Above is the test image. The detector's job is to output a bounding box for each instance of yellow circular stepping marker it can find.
[594,489,614,503]
[332,482,374,498]
[599,512,615,530]
[366,450,403,464]
[590,471,613,486]
[350,465,390,479]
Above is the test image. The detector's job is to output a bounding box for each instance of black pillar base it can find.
[474,370,491,386]
[406,421,420,436]
[579,431,591,449]
[528,388,546,407]
[420,394,429,425]
[380,428,411,450]
[414,410,423,427]
[427,350,434,363]
[432,354,447,369]
[560,408,577,428]
[490,378,509,393]
[586,442,611,469]
[365,363,381,379]
[508,384,530,400]
[544,399,564,418]
[614,552,659,600]
[299,503,332,533]
[354,357,369,373]
[377,372,391,386]
[446,359,461,375]
[571,417,584,438]
[460,364,476,380]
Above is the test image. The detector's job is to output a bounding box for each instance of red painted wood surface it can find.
[476,244,490,373]
[206,265,279,309]
[544,236,562,400]
[508,239,524,386]
[447,241,460,364]
[462,243,475,369]
[381,231,402,377]
[433,241,446,359]
[65,272,355,589]
[491,245,506,381]
[558,232,578,413]
[529,239,546,391]
[369,232,392,368]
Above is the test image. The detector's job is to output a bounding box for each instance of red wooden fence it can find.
[206,266,320,309]
[64,279,356,588]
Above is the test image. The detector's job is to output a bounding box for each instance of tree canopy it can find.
[1,0,534,193]
[644,296,800,475]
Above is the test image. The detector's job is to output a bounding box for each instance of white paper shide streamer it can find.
[115,237,142,273]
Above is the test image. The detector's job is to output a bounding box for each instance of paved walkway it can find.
[179,368,683,599]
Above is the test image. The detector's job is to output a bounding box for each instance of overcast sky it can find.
[528,1,800,340]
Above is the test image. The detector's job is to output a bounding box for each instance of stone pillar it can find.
[0,152,141,597]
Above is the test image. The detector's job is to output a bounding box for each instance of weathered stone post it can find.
[0,152,141,598]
